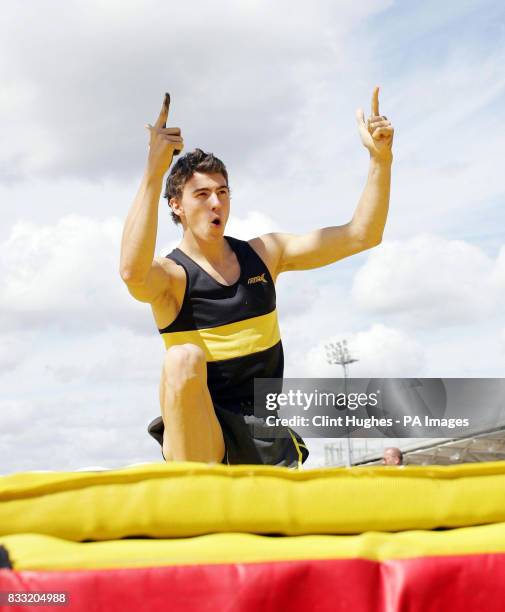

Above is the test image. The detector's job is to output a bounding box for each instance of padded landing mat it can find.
[3,526,505,570]
[2,462,505,611]
[2,461,505,540]
[2,554,505,612]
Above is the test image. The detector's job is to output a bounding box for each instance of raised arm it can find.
[256,87,393,276]
[119,93,184,302]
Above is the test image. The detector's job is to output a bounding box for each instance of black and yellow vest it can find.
[158,236,283,409]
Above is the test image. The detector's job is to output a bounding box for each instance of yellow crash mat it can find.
[2,462,505,541]
[4,523,505,571]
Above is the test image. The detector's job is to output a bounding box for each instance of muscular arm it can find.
[255,86,394,277]
[119,93,184,302]
[120,170,163,286]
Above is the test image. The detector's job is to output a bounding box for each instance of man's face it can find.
[383,449,401,465]
[171,171,230,239]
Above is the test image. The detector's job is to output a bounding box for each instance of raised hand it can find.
[145,93,184,177]
[355,87,394,161]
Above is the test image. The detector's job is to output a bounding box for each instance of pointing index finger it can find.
[371,86,379,117]
[155,92,170,129]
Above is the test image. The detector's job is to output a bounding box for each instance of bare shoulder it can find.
[152,255,188,297]
[149,255,187,329]
[247,233,285,283]
[154,255,184,279]
[125,255,185,304]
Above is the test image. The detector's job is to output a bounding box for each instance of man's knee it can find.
[162,344,206,389]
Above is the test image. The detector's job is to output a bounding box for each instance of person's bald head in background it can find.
[383,447,403,466]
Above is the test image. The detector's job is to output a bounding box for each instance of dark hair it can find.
[164,148,229,225]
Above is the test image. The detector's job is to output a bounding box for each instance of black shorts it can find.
[147,401,309,468]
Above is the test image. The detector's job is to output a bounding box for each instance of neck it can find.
[178,231,230,265]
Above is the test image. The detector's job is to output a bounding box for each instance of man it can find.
[383,447,404,466]
[120,89,393,467]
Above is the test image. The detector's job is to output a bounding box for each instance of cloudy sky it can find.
[1,0,504,474]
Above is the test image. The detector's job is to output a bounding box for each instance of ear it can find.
[170,197,183,221]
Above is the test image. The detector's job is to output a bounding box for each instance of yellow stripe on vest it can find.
[161,310,281,362]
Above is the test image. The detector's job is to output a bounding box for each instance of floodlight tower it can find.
[325,340,358,467]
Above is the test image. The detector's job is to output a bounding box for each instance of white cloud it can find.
[0,332,30,373]
[0,341,165,474]
[293,323,425,378]
[0,399,36,432]
[352,235,496,326]
[0,215,148,332]
[225,211,278,241]
[42,328,164,386]
[351,324,426,376]
[491,245,505,294]
[0,0,391,181]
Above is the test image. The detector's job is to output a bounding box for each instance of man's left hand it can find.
[356,86,394,162]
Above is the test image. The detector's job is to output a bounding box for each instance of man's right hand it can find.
[145,93,184,178]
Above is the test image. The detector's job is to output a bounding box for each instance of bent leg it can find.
[160,343,225,463]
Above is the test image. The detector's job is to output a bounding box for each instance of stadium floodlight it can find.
[324,339,359,467]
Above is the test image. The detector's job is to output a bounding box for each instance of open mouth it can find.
[211,218,221,226]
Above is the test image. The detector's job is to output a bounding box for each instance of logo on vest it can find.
[247,272,268,285]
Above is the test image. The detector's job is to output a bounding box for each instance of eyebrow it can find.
[192,185,229,194]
